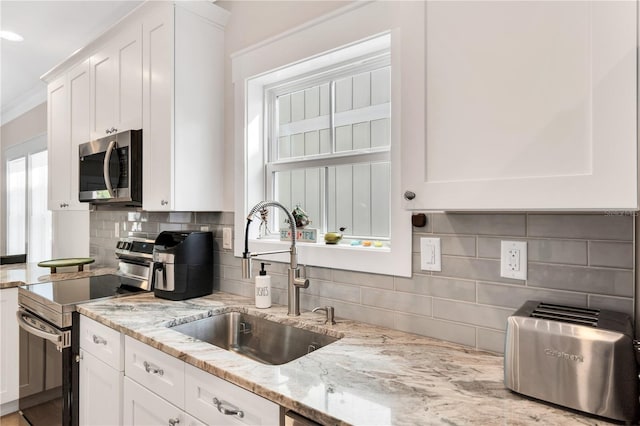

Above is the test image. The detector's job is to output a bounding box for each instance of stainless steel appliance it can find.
[78,129,142,205]
[504,301,639,422]
[16,237,154,426]
[153,231,213,301]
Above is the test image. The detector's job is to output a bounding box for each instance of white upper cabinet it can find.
[47,60,90,211]
[141,1,229,211]
[403,1,637,210]
[90,21,143,139]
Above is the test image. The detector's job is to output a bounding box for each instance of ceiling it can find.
[1,0,143,125]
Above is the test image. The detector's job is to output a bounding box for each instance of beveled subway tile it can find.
[432,213,526,236]
[477,328,505,353]
[433,299,513,331]
[589,241,633,269]
[394,313,476,347]
[528,263,633,297]
[394,274,476,303]
[333,269,393,290]
[477,282,587,309]
[361,288,432,316]
[588,294,633,316]
[527,214,633,241]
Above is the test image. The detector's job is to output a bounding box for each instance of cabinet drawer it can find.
[80,315,123,370]
[125,336,185,408]
[124,377,204,426]
[185,364,279,426]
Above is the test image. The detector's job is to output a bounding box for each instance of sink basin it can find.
[169,312,339,365]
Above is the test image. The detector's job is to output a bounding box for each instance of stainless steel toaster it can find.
[504,301,639,422]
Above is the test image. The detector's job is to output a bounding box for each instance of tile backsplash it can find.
[90,211,634,353]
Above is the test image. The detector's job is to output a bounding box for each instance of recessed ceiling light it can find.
[0,31,24,42]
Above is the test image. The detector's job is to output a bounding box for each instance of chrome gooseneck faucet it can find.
[242,201,309,316]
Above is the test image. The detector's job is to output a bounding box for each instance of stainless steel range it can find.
[16,237,154,426]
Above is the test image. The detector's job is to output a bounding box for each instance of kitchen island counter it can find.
[0,262,114,289]
[78,292,616,426]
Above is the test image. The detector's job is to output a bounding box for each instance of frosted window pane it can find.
[7,157,26,255]
[278,95,291,124]
[371,67,390,105]
[304,131,320,155]
[335,77,352,112]
[291,133,305,157]
[291,91,305,122]
[353,72,371,109]
[305,87,320,119]
[371,118,390,148]
[353,122,371,150]
[335,125,352,152]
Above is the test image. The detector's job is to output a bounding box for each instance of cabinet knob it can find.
[168,419,180,426]
[161,199,168,206]
[59,202,69,208]
[404,191,416,201]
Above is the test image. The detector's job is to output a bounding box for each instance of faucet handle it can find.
[312,306,336,325]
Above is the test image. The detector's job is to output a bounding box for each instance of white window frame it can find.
[232,2,425,277]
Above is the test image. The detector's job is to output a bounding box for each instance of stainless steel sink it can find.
[169,312,339,365]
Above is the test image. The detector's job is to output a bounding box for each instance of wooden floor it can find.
[0,412,21,426]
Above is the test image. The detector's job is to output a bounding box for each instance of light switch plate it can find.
[500,240,527,280]
[223,227,233,250]
[420,237,441,271]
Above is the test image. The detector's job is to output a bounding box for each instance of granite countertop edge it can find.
[77,291,615,426]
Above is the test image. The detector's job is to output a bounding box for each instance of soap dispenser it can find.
[255,262,271,308]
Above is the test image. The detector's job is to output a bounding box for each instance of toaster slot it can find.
[530,302,599,326]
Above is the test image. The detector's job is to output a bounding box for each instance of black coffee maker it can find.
[152,231,213,300]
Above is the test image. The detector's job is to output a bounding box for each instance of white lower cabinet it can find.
[79,349,123,426]
[79,316,125,426]
[123,378,204,426]
[185,364,279,426]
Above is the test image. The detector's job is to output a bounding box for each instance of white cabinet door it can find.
[0,288,19,408]
[114,22,143,133]
[68,60,91,211]
[48,74,71,211]
[79,349,123,426]
[90,46,116,140]
[48,62,91,212]
[404,1,637,210]
[123,378,204,426]
[91,21,143,140]
[141,2,228,212]
[141,3,173,211]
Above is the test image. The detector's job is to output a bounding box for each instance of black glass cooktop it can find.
[20,274,146,306]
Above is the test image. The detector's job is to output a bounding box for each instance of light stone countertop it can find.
[77,291,617,426]
[0,262,115,289]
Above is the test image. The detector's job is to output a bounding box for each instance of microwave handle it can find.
[103,139,117,198]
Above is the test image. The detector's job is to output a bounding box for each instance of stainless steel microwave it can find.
[79,129,142,205]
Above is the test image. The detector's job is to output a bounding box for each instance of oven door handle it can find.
[103,139,117,199]
[16,308,71,351]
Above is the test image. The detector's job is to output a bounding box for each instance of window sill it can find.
[238,237,407,277]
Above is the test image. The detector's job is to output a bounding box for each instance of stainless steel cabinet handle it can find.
[212,397,244,418]
[143,361,164,376]
[168,419,179,426]
[92,334,107,345]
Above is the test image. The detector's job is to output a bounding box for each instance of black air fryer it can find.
[152,231,213,300]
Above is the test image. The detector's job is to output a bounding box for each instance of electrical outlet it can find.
[223,227,233,250]
[500,240,527,280]
[420,237,441,271]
